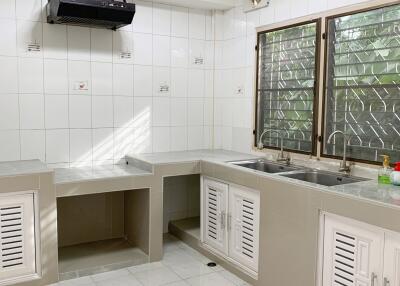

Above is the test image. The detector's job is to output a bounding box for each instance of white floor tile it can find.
[186,272,237,286]
[162,250,201,266]
[168,260,214,279]
[164,281,190,286]
[50,236,251,286]
[94,274,142,286]
[91,269,131,282]
[59,276,95,286]
[219,270,247,285]
[128,261,164,274]
[132,265,182,286]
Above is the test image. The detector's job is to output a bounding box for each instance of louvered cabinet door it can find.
[0,193,37,284]
[228,185,260,272]
[322,214,383,286]
[202,178,229,255]
[383,231,400,286]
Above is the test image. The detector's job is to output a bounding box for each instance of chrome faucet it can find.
[327,130,351,174]
[258,129,291,165]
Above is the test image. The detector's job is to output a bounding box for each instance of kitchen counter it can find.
[0,159,51,177]
[54,163,152,185]
[128,149,400,209]
[128,149,259,165]
[2,150,400,286]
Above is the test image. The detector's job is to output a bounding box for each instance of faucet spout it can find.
[327,130,351,174]
[258,129,291,165]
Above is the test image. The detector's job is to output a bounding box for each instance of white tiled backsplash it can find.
[0,0,215,167]
[0,0,374,167]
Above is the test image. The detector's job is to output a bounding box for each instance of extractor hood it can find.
[46,0,136,30]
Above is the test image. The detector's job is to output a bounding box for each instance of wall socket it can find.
[159,83,169,93]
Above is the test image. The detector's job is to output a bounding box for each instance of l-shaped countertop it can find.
[1,149,400,209]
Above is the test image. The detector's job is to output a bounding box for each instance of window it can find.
[256,21,319,154]
[323,4,400,163]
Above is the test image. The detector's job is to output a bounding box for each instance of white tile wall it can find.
[0,1,214,166]
[0,0,372,165]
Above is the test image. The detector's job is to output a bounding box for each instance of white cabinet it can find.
[383,232,400,286]
[321,213,400,286]
[229,186,260,272]
[322,214,383,286]
[0,193,39,286]
[203,178,229,255]
[201,177,260,274]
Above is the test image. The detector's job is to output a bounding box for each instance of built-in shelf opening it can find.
[163,175,201,247]
[57,189,150,280]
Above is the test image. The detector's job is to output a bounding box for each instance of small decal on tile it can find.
[194,57,204,65]
[27,42,41,53]
[74,81,89,91]
[120,51,132,59]
[236,85,244,95]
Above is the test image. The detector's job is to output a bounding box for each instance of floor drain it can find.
[207,262,217,267]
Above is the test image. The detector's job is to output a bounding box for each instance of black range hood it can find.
[47,0,136,30]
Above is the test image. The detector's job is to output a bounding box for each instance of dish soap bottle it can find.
[378,155,392,184]
[391,162,400,186]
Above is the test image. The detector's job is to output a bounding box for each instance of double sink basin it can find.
[229,158,369,187]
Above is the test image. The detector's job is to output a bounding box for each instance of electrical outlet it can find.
[194,57,204,65]
[27,42,41,53]
[159,83,169,93]
[120,51,132,59]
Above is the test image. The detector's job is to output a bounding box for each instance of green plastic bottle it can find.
[378,155,392,184]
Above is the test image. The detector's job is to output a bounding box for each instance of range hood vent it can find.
[47,0,136,30]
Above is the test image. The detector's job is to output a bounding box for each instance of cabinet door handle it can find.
[220,211,226,229]
[384,277,390,286]
[227,213,232,231]
[371,272,377,286]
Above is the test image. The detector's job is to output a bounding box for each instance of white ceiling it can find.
[140,0,236,10]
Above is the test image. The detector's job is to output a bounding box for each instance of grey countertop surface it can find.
[5,149,398,209]
[0,150,400,207]
[54,150,256,185]
[54,163,152,184]
[0,160,51,178]
[130,149,400,209]
[127,149,259,165]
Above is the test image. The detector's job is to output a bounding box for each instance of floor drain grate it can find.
[207,262,217,267]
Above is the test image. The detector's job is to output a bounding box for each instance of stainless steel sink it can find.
[230,159,301,174]
[279,170,369,186]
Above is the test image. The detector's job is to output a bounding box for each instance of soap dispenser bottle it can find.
[391,162,400,186]
[378,155,392,184]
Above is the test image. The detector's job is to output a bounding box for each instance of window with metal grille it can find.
[323,4,400,163]
[256,21,319,154]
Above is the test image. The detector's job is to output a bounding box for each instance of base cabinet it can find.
[201,177,260,274]
[383,232,400,286]
[0,193,39,286]
[321,213,400,286]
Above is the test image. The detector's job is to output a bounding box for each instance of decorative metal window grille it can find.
[256,22,318,153]
[324,4,400,163]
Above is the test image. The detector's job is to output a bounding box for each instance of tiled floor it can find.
[49,235,251,286]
